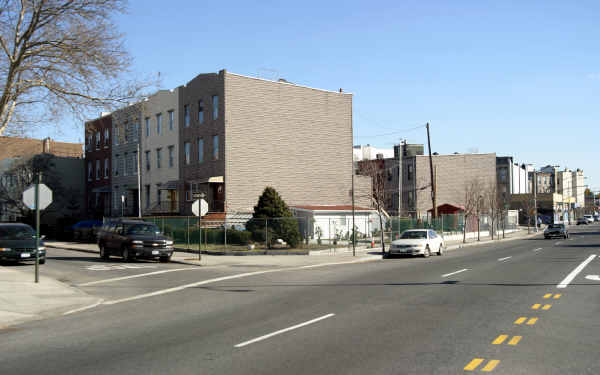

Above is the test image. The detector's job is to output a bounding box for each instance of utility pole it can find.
[34,172,41,283]
[533,168,538,232]
[137,143,142,218]
[426,123,437,219]
[398,141,404,219]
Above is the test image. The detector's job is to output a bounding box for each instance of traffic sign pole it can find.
[35,172,40,283]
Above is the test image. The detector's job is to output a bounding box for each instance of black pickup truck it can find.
[96,219,174,262]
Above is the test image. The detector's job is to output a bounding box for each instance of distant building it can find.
[84,114,112,218]
[353,144,394,161]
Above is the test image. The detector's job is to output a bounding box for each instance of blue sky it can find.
[48,0,600,190]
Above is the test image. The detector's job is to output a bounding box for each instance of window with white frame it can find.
[168,111,174,130]
[212,95,219,119]
[114,155,120,176]
[184,142,191,165]
[198,100,204,124]
[197,138,204,163]
[87,134,92,151]
[114,127,120,145]
[104,158,109,178]
[156,113,162,135]
[168,145,174,168]
[95,131,100,149]
[212,135,219,160]
[184,105,190,127]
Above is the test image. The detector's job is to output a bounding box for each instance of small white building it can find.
[292,205,379,243]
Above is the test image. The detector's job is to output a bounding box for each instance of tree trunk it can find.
[379,211,385,254]
[463,215,467,243]
[477,214,481,241]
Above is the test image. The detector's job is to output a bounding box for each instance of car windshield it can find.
[125,224,160,235]
[549,224,563,229]
[0,225,35,240]
[400,231,427,239]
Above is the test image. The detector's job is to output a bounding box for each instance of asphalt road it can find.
[2,224,600,374]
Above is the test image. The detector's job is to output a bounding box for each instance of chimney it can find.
[42,137,51,153]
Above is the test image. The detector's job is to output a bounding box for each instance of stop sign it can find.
[22,184,53,210]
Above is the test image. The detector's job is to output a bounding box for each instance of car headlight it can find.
[0,247,11,251]
[132,240,143,244]
[165,241,174,246]
[37,247,45,251]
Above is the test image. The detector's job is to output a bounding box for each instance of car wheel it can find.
[424,245,431,258]
[437,245,444,256]
[159,256,171,263]
[122,247,132,262]
[99,244,109,260]
[38,257,46,265]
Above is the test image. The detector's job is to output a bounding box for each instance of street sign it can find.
[192,199,209,217]
[23,183,52,210]
[192,192,206,200]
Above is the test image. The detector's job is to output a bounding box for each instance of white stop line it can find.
[86,264,157,271]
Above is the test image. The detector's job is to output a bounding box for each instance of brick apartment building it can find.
[84,114,112,218]
[178,70,371,217]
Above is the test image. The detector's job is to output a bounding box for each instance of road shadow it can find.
[46,256,157,264]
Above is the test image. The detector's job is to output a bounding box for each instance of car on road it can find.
[388,229,445,257]
[0,223,46,264]
[583,215,594,224]
[97,219,174,262]
[544,223,569,239]
[577,218,588,225]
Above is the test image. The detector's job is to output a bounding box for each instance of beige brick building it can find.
[401,153,497,218]
[179,70,371,216]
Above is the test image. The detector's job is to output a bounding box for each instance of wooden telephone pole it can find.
[426,123,437,218]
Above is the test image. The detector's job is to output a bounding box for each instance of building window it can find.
[145,151,150,171]
[134,122,139,141]
[212,135,219,160]
[95,160,101,180]
[157,187,162,204]
[184,105,190,127]
[104,129,109,146]
[123,152,128,176]
[114,127,119,146]
[145,117,150,137]
[168,110,174,130]
[104,158,109,179]
[184,142,191,165]
[87,134,92,152]
[88,161,92,181]
[212,95,219,120]
[156,148,162,169]
[156,113,162,135]
[114,155,119,176]
[95,131,100,149]
[198,100,204,124]
[124,123,129,143]
[197,138,204,163]
[168,145,174,168]
[133,151,138,174]
[145,185,150,208]
[407,165,413,181]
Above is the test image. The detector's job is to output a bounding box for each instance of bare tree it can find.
[497,193,510,239]
[357,159,388,254]
[462,178,482,243]
[485,182,499,240]
[0,0,158,136]
[520,193,536,234]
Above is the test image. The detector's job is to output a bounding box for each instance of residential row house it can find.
[85,69,372,219]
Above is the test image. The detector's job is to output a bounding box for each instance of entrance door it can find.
[211,183,224,212]
[168,190,177,213]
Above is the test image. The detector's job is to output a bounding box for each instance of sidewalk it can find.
[0,266,100,328]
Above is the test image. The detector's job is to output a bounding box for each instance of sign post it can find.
[192,195,208,261]
[22,173,52,283]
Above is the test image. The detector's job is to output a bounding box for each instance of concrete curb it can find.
[445,231,542,250]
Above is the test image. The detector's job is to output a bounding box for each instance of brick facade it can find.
[84,115,112,218]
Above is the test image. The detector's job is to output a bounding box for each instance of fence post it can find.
[265,218,268,249]
[186,216,190,249]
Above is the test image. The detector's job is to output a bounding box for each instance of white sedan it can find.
[388,229,445,257]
